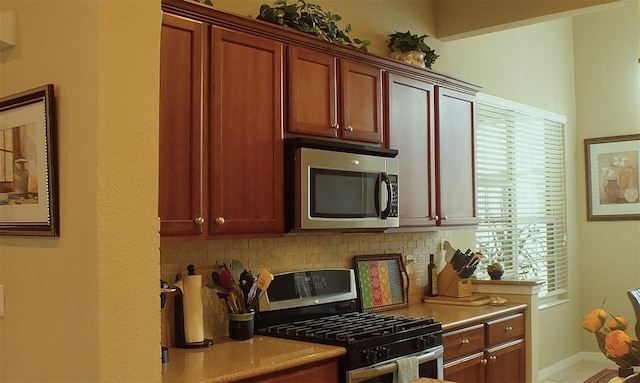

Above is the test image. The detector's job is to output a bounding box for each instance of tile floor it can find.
[541,360,619,383]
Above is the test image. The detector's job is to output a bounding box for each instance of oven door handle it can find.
[348,346,444,382]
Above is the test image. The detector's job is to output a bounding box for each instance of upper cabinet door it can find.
[387,73,437,227]
[288,45,338,139]
[340,60,384,144]
[209,27,285,235]
[435,87,477,227]
[158,13,205,236]
[287,45,384,145]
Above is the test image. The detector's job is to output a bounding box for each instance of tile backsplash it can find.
[160,230,450,345]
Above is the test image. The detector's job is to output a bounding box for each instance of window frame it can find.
[474,93,568,299]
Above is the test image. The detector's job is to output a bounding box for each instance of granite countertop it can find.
[162,336,346,383]
[384,301,528,331]
[162,301,528,382]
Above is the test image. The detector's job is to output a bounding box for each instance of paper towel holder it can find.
[174,265,213,349]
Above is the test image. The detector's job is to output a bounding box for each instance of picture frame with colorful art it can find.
[353,253,409,312]
[0,84,59,236]
[584,134,640,221]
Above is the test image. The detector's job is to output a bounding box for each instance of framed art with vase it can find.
[584,134,640,221]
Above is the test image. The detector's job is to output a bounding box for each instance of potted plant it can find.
[257,0,370,51]
[387,30,439,69]
[486,262,505,280]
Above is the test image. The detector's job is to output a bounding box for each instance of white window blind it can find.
[475,93,568,298]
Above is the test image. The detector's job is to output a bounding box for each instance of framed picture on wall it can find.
[0,84,59,236]
[584,134,640,221]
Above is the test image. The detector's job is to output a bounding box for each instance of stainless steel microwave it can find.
[285,139,399,231]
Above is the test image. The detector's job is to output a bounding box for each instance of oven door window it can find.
[310,168,379,218]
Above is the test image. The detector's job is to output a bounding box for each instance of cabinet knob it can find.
[481,358,488,366]
[331,123,340,131]
[430,215,439,221]
[442,215,448,220]
[345,125,354,132]
[461,339,470,345]
[490,355,497,362]
[505,326,513,332]
[194,216,205,225]
[215,216,225,225]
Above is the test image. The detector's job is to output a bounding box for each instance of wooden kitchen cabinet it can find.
[238,358,339,383]
[443,312,525,383]
[288,45,384,145]
[208,27,285,235]
[387,73,437,227]
[388,75,477,228]
[160,0,481,237]
[435,86,477,227]
[159,13,284,238]
[159,13,206,236]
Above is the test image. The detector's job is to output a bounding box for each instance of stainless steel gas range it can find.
[255,269,444,383]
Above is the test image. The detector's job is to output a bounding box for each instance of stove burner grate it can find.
[263,311,436,344]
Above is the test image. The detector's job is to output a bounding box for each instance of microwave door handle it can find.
[380,172,392,219]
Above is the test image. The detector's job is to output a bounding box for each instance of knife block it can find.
[437,264,472,298]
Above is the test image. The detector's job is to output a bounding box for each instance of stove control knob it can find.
[363,349,378,364]
[378,347,391,360]
[416,337,428,350]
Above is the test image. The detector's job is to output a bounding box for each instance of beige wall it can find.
[0,1,161,382]
[573,0,640,355]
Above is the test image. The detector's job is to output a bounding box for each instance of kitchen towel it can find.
[175,274,205,344]
[396,355,418,383]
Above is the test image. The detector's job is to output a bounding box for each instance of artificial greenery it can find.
[388,31,439,69]
[257,0,370,51]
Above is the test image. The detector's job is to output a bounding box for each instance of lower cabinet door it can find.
[485,339,525,383]
[444,352,485,383]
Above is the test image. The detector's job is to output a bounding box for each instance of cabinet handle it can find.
[441,215,448,220]
[345,125,354,132]
[194,216,205,225]
[490,355,497,362]
[215,216,225,225]
[331,123,340,131]
[461,339,470,345]
[430,215,439,221]
[481,359,488,366]
[505,326,513,332]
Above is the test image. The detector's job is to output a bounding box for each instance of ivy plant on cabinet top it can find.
[257,0,370,51]
[387,30,439,69]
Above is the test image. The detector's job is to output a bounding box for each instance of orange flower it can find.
[604,330,633,358]
[583,308,607,332]
[607,316,628,331]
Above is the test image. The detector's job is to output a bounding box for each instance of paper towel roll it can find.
[182,274,204,344]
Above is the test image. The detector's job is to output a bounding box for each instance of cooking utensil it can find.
[231,260,245,281]
[212,271,223,288]
[246,269,273,311]
[219,266,232,290]
[239,269,255,309]
[227,278,246,313]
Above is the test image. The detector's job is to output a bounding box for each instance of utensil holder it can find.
[228,311,254,340]
[437,264,472,298]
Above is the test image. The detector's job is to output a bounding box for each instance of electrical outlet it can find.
[0,284,4,317]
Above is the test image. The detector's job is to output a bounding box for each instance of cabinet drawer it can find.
[486,313,524,346]
[443,323,484,362]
